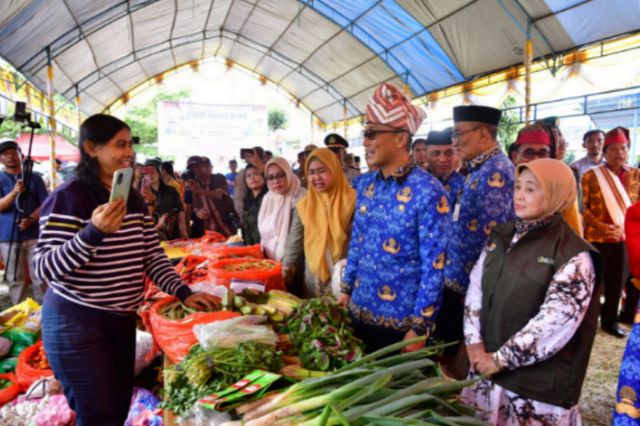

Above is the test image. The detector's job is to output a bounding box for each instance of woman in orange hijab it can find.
[462,159,602,425]
[282,148,356,297]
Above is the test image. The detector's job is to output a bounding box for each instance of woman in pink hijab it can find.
[258,158,306,261]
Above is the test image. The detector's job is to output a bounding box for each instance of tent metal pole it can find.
[46,47,57,191]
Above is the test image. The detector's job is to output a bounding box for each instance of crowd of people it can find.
[0,81,639,425]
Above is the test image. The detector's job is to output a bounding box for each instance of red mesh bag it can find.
[16,341,54,391]
[0,373,20,406]
[209,258,284,291]
[141,297,240,364]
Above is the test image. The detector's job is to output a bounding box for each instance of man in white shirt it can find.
[572,129,605,178]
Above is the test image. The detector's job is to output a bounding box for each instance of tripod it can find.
[3,122,39,285]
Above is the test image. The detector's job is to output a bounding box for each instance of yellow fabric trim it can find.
[46,221,81,230]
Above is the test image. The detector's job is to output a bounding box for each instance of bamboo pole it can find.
[524,39,533,124]
[46,48,57,191]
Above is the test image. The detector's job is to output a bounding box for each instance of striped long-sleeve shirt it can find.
[34,179,191,313]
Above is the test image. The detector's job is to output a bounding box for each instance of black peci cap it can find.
[425,128,453,146]
[453,106,501,126]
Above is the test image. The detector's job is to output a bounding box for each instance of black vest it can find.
[480,214,602,407]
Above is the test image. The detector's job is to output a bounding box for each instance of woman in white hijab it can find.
[258,157,307,261]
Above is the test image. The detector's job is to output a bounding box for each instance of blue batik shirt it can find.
[439,170,466,205]
[341,164,451,333]
[444,147,515,294]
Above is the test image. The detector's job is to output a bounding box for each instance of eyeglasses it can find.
[363,128,407,140]
[521,148,551,160]
[266,171,287,182]
[328,146,344,154]
[451,127,480,140]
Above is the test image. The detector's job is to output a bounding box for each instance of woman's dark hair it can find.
[244,164,265,187]
[161,161,175,176]
[146,162,172,193]
[75,114,130,193]
[244,164,267,209]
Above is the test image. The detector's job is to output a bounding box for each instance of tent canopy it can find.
[1,0,638,123]
[15,134,80,162]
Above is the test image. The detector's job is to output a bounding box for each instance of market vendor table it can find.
[160,241,190,261]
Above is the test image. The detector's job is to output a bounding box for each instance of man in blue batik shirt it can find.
[436,106,515,371]
[338,83,451,353]
[424,128,466,205]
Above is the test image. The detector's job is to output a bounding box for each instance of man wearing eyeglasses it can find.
[513,131,551,163]
[424,128,465,204]
[438,106,515,376]
[324,133,360,184]
[338,83,450,353]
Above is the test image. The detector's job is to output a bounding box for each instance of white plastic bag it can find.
[134,330,158,377]
[189,282,228,298]
[331,259,348,298]
[193,315,277,351]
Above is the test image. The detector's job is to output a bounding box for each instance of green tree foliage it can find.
[124,89,191,158]
[497,95,523,152]
[564,151,576,165]
[268,107,288,132]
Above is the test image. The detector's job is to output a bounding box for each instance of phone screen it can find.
[140,166,155,175]
[109,168,133,203]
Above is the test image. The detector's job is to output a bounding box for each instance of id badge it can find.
[453,203,461,222]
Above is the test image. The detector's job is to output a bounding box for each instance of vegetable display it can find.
[159,299,220,320]
[281,297,365,371]
[176,256,210,284]
[236,338,484,426]
[220,260,275,272]
[223,289,301,323]
[161,341,284,416]
[26,345,49,370]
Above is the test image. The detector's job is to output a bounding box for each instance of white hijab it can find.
[258,158,307,260]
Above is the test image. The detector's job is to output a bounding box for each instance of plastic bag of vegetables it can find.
[15,342,54,392]
[194,315,278,350]
[141,297,240,364]
[210,258,284,291]
[0,373,20,406]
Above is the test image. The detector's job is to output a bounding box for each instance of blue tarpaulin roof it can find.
[0,0,638,122]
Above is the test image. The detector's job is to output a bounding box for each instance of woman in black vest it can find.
[462,158,602,425]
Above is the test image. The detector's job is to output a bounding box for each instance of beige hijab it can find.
[516,158,576,218]
[258,158,307,260]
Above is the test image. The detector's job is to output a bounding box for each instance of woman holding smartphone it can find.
[33,114,217,426]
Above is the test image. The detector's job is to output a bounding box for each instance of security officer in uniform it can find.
[324,133,360,184]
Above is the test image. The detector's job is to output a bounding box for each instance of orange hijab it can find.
[296,148,356,283]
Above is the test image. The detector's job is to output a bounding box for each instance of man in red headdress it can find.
[512,124,583,236]
[582,127,640,337]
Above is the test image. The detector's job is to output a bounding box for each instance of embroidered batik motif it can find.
[342,165,450,333]
[445,149,515,294]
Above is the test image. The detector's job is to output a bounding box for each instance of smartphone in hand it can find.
[109,168,133,203]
